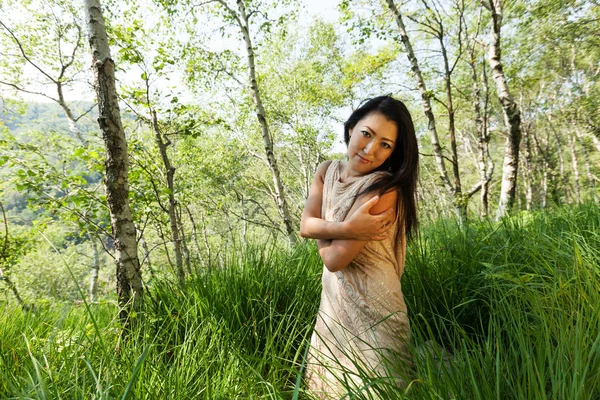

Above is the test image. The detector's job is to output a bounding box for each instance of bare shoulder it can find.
[356,187,398,216]
[370,189,398,214]
[315,160,334,181]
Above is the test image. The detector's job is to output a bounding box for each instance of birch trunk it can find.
[83,0,143,318]
[573,123,598,203]
[468,44,494,217]
[440,27,476,225]
[554,129,570,203]
[567,129,581,203]
[485,0,522,219]
[386,0,452,193]
[89,238,100,302]
[221,0,296,244]
[522,124,533,211]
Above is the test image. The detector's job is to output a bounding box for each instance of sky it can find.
[0,0,341,104]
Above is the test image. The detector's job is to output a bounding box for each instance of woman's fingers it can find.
[354,195,379,214]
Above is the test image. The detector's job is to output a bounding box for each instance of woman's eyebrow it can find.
[364,125,395,144]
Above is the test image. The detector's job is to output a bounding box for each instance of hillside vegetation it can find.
[1,203,598,399]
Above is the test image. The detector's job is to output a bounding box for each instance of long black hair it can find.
[344,95,419,239]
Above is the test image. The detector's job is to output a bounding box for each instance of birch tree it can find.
[217,0,296,244]
[0,0,93,146]
[169,0,298,244]
[383,0,484,224]
[481,0,522,219]
[110,13,188,284]
[83,0,143,318]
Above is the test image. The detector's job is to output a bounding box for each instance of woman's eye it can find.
[361,130,370,137]
[381,142,390,148]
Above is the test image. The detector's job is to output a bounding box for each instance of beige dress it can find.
[305,160,411,399]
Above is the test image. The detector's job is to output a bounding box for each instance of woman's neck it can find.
[338,161,367,183]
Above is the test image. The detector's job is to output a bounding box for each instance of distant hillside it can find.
[0,100,100,138]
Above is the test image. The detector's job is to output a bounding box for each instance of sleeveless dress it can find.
[305,160,411,399]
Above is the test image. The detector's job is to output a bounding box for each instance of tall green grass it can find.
[1,203,599,399]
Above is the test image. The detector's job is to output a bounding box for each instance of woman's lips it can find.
[357,154,371,164]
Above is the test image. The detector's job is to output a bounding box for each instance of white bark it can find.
[89,238,100,302]
[83,0,143,318]
[485,0,522,219]
[468,41,494,217]
[522,124,533,211]
[567,129,581,203]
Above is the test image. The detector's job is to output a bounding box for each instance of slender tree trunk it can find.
[176,205,191,275]
[386,0,463,223]
[83,0,143,319]
[150,109,184,284]
[541,165,548,208]
[484,0,522,219]
[139,237,156,280]
[522,124,533,211]
[531,129,549,208]
[468,43,494,217]
[386,0,452,193]
[221,0,296,244]
[439,29,478,225]
[0,268,27,307]
[441,43,461,196]
[553,129,570,203]
[184,204,204,265]
[567,128,581,203]
[200,211,212,270]
[57,82,88,147]
[298,147,311,200]
[89,238,100,302]
[573,123,598,203]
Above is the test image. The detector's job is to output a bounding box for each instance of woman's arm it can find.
[318,190,398,272]
[299,161,394,241]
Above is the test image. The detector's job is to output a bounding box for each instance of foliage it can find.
[0,2,599,397]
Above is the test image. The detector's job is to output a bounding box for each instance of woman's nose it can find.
[363,140,374,154]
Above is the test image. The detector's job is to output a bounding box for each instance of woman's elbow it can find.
[299,220,309,238]
[324,262,345,273]
[320,253,348,272]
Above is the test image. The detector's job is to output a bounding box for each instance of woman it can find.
[299,95,419,398]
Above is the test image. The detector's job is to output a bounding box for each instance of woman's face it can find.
[347,112,398,176]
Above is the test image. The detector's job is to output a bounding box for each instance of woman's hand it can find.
[345,195,395,241]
